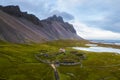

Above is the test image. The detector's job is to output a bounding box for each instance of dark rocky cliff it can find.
[0,5,83,43]
[0,5,40,25]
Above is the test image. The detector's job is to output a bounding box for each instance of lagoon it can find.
[73,44,120,54]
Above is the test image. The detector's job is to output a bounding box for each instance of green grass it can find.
[0,41,57,80]
[58,51,120,80]
[0,40,120,80]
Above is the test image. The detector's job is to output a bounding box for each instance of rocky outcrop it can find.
[0,5,40,25]
[22,12,40,25]
[42,15,76,34]
[0,5,22,17]
[0,5,83,43]
[45,15,64,22]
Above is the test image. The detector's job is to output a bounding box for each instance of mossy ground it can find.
[0,40,120,80]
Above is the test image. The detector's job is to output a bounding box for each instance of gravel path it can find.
[35,54,60,80]
[51,64,60,80]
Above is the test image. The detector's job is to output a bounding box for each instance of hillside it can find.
[0,5,83,43]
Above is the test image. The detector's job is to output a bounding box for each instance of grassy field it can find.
[0,40,120,80]
[58,51,120,80]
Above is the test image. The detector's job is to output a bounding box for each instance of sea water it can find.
[90,40,120,45]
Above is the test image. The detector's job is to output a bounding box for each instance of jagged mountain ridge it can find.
[0,5,83,43]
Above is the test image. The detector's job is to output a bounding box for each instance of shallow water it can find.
[73,46,120,54]
[86,44,97,47]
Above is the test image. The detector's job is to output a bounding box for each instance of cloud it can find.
[59,12,74,21]
[0,0,57,19]
[1,0,75,20]
[50,10,74,21]
[72,21,120,40]
[56,0,83,10]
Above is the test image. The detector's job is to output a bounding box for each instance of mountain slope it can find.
[0,5,83,43]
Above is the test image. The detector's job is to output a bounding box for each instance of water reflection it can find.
[73,44,120,54]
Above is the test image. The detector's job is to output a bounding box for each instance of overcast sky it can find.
[1,0,120,40]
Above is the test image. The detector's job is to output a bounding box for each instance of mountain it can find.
[0,5,83,43]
